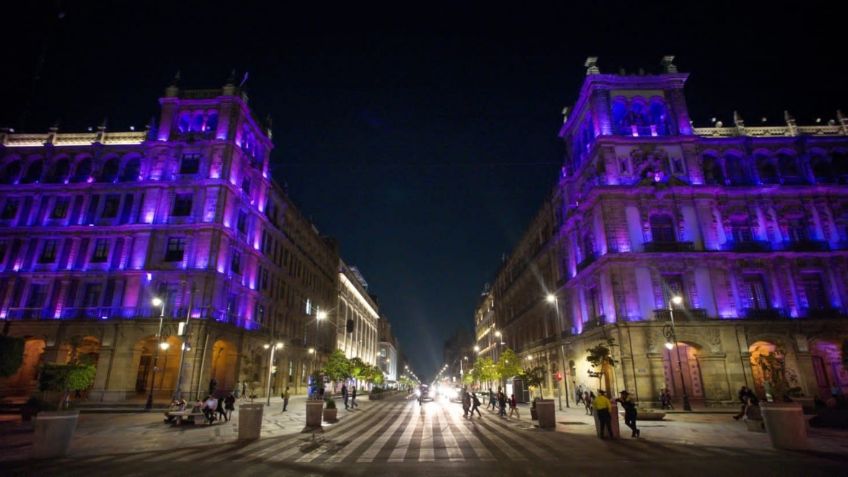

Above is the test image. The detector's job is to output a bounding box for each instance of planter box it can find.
[323,408,338,422]
[237,403,264,441]
[304,400,324,431]
[746,418,765,432]
[536,400,556,429]
[32,410,79,459]
[761,402,808,450]
[636,411,666,421]
[792,397,815,414]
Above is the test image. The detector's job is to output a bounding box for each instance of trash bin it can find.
[32,410,79,458]
[238,403,264,441]
[761,402,808,450]
[305,400,324,430]
[536,399,556,429]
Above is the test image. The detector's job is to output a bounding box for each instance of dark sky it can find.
[2,1,846,381]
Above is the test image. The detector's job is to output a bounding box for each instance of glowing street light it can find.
[146,296,167,410]
[664,295,691,411]
[265,342,284,405]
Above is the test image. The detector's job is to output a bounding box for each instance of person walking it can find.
[282,386,290,412]
[661,388,673,410]
[508,393,520,418]
[203,395,218,424]
[616,390,639,438]
[497,391,507,417]
[488,389,497,411]
[470,391,482,417]
[462,390,471,418]
[342,383,349,410]
[576,385,585,406]
[584,391,594,415]
[216,394,228,422]
[351,386,358,408]
[241,380,247,399]
[224,393,236,421]
[593,390,613,439]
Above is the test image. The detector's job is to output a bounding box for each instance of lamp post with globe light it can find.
[664,295,692,411]
[546,292,570,409]
[264,342,283,405]
[145,297,169,410]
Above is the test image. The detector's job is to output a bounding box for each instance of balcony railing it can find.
[781,240,830,252]
[653,308,708,321]
[743,308,788,320]
[582,315,606,331]
[643,241,694,253]
[5,307,53,320]
[721,240,772,253]
[803,307,847,320]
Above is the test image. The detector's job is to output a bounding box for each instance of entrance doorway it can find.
[663,342,705,404]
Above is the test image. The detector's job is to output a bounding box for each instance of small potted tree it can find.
[523,366,554,428]
[758,348,808,450]
[323,396,338,422]
[32,361,96,458]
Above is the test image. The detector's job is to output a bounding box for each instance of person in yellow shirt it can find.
[593,390,613,438]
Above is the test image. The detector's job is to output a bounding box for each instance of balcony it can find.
[743,308,788,320]
[5,307,52,320]
[781,240,830,252]
[803,307,847,320]
[576,253,597,273]
[720,240,772,253]
[582,315,606,332]
[643,241,694,253]
[653,308,708,321]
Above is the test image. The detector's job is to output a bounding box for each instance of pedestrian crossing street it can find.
[29,397,789,471]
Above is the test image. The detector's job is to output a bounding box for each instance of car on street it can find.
[416,384,433,402]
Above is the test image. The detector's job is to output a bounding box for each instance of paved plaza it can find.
[1,394,847,475]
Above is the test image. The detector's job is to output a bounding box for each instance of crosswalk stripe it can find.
[443,406,496,461]
[322,403,408,463]
[473,415,560,461]
[463,417,527,461]
[356,403,415,462]
[388,401,423,462]
[434,406,464,462]
[417,403,435,462]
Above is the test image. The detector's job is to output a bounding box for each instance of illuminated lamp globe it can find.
[671,296,683,305]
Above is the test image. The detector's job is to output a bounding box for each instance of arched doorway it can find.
[749,341,778,398]
[663,342,705,404]
[810,340,847,399]
[1,338,45,396]
[132,336,180,398]
[210,339,238,395]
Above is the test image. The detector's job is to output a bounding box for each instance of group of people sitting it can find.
[163,393,236,425]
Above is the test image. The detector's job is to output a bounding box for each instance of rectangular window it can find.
[91,239,109,262]
[237,210,247,234]
[787,218,808,242]
[26,283,47,308]
[101,194,120,218]
[165,237,186,262]
[242,177,251,195]
[179,153,200,174]
[261,268,269,290]
[83,283,102,307]
[731,221,754,243]
[231,250,241,274]
[663,274,686,306]
[800,273,827,311]
[172,193,193,217]
[39,239,57,263]
[1,199,20,220]
[51,197,70,219]
[743,274,769,310]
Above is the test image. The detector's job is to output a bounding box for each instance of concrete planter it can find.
[32,410,79,459]
[635,410,666,421]
[323,408,338,422]
[792,397,815,414]
[237,403,264,441]
[304,400,324,431]
[536,399,556,429]
[761,402,808,450]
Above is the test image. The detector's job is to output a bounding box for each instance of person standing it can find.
[224,393,236,421]
[584,391,594,415]
[733,386,751,420]
[462,390,471,418]
[351,386,358,408]
[593,390,613,439]
[282,386,290,412]
[616,390,639,438]
[508,393,520,418]
[497,391,507,417]
[208,377,218,396]
[661,388,673,410]
[342,383,349,410]
[216,395,228,422]
[470,392,482,417]
[576,385,585,406]
[488,389,496,410]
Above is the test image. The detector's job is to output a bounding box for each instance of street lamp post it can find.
[546,293,570,410]
[665,295,692,411]
[146,297,168,410]
[265,342,283,406]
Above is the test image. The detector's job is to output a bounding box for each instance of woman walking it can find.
[508,394,520,418]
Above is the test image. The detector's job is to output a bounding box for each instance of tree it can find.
[757,346,799,401]
[321,349,351,383]
[462,372,474,386]
[39,363,96,409]
[586,338,618,393]
[477,357,499,389]
[367,365,384,385]
[521,365,547,399]
[0,335,25,378]
[348,357,368,383]
[497,348,521,384]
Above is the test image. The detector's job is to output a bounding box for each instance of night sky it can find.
[2,2,846,381]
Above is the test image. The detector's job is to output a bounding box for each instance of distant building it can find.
[479,57,848,405]
[336,261,379,365]
[0,77,341,401]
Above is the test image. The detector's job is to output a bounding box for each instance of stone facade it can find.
[478,57,848,406]
[0,79,341,401]
[336,262,379,366]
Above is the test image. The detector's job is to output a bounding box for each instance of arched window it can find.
[702,154,724,185]
[46,157,70,183]
[756,154,778,184]
[786,217,809,242]
[650,214,676,243]
[71,157,93,183]
[833,150,848,183]
[1,160,22,184]
[120,157,141,182]
[205,111,218,132]
[811,154,834,183]
[724,154,749,185]
[730,218,754,243]
[612,99,627,135]
[581,231,594,262]
[649,99,669,136]
[777,152,801,183]
[99,157,120,183]
[177,112,191,133]
[21,159,44,184]
[190,112,205,133]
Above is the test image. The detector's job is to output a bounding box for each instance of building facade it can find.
[377,317,398,384]
[0,78,339,401]
[478,57,848,406]
[335,262,379,366]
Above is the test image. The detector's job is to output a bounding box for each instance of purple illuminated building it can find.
[0,77,341,401]
[477,57,848,406]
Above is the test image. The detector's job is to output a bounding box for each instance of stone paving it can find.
[0,393,382,461]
